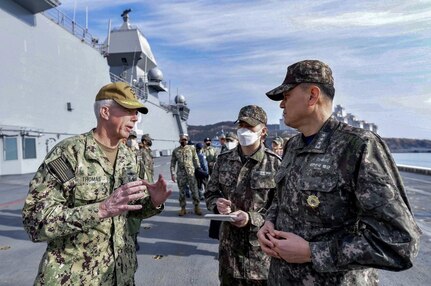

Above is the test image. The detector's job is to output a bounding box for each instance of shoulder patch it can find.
[47,157,75,183]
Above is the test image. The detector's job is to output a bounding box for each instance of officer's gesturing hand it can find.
[142,174,172,207]
[99,180,147,219]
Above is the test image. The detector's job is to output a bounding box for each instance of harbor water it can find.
[392,152,431,169]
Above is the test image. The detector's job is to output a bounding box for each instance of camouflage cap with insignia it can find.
[96,82,148,114]
[235,105,267,127]
[266,60,334,101]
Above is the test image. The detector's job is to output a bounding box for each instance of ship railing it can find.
[42,8,104,50]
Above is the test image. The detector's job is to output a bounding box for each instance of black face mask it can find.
[180,141,187,147]
[146,140,153,147]
[205,142,211,146]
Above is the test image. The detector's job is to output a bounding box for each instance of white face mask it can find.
[226,141,238,150]
[237,128,262,147]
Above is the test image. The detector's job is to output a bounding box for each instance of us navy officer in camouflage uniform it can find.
[257,60,421,285]
[22,82,172,286]
[206,105,281,286]
[171,134,203,216]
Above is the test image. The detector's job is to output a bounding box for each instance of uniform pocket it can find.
[298,177,352,226]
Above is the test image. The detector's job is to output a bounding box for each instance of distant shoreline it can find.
[392,150,431,153]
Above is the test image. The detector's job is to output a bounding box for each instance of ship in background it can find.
[0,0,190,175]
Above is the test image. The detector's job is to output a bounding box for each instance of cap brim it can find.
[236,117,261,127]
[265,84,297,101]
[114,98,148,114]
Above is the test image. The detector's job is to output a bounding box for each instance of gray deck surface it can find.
[0,156,430,285]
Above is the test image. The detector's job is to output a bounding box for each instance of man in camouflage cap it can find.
[271,137,284,157]
[206,105,281,285]
[203,137,217,175]
[22,82,172,285]
[138,133,155,183]
[170,134,203,216]
[258,60,421,285]
[128,133,155,251]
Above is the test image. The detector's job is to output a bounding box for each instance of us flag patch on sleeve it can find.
[47,157,75,183]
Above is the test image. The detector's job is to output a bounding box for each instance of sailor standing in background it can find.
[257,60,421,285]
[171,134,203,216]
[205,105,281,286]
[128,133,155,251]
[22,82,171,285]
[203,137,217,175]
[138,133,155,182]
[195,142,209,200]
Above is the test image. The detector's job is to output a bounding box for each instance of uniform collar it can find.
[84,130,128,175]
[227,143,266,163]
[294,116,339,153]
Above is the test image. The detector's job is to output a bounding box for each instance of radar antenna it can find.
[121,9,132,22]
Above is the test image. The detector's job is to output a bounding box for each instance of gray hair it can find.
[94,99,115,120]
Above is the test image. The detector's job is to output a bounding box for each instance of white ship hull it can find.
[0,0,187,175]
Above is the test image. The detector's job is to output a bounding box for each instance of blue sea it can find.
[392,153,431,169]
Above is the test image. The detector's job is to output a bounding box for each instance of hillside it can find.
[383,138,431,153]
[188,121,281,141]
[188,123,431,153]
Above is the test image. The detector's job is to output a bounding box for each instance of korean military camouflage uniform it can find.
[203,145,217,174]
[170,145,201,207]
[128,146,155,237]
[22,131,162,286]
[266,117,421,286]
[206,144,281,285]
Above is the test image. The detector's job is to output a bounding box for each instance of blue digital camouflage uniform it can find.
[22,130,162,286]
[206,144,281,285]
[170,144,201,207]
[266,117,421,286]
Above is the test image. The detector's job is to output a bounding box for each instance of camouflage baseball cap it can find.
[225,132,238,141]
[141,133,152,142]
[96,82,148,114]
[128,130,137,138]
[272,136,284,145]
[266,60,334,101]
[235,105,267,127]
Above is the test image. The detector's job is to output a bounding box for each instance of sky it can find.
[59,0,431,140]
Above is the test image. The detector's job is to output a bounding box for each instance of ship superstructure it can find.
[0,0,189,175]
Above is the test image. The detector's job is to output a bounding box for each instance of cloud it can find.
[58,0,431,139]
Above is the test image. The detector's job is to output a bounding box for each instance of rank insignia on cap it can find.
[307,195,320,208]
